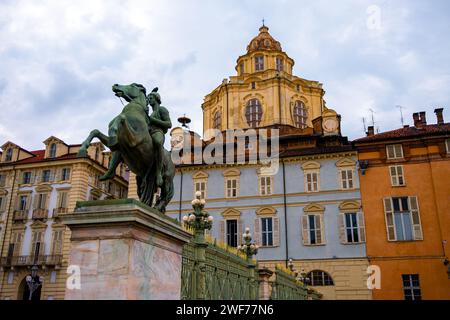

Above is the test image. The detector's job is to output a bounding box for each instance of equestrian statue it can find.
[77,83,175,213]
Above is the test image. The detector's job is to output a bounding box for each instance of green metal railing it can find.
[270,267,308,300]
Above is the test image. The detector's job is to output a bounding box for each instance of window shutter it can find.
[219,220,225,243]
[338,213,347,244]
[43,194,48,209]
[409,196,423,240]
[56,192,61,209]
[33,194,39,210]
[383,198,396,241]
[357,212,366,242]
[0,197,5,211]
[273,217,280,247]
[301,215,310,245]
[25,195,31,210]
[316,215,324,244]
[254,218,261,246]
[52,230,63,254]
[237,219,243,246]
[61,192,68,208]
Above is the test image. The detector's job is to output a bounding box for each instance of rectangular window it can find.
[259,176,272,195]
[255,56,264,71]
[239,62,244,75]
[51,230,64,255]
[345,213,360,243]
[390,165,405,186]
[307,215,322,245]
[226,178,238,198]
[42,170,51,182]
[386,144,404,159]
[226,219,238,247]
[276,57,283,71]
[0,174,5,187]
[392,197,413,241]
[340,169,354,189]
[61,168,71,181]
[22,172,32,184]
[18,195,27,210]
[0,196,4,212]
[194,181,207,199]
[57,191,68,209]
[251,81,256,89]
[402,274,421,300]
[36,193,47,210]
[305,172,319,192]
[261,217,273,246]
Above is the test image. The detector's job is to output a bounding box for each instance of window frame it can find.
[293,101,308,129]
[389,165,405,186]
[445,138,450,154]
[255,55,264,71]
[261,217,274,247]
[225,177,239,198]
[245,98,263,128]
[5,149,13,162]
[304,170,320,193]
[307,270,334,286]
[226,219,238,247]
[386,144,404,159]
[339,168,354,190]
[49,143,57,158]
[259,175,273,196]
[383,196,423,241]
[402,274,421,300]
[276,57,284,71]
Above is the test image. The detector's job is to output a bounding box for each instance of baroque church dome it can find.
[246,25,282,53]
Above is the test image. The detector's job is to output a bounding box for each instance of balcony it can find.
[32,209,48,220]
[0,254,63,268]
[53,207,68,218]
[13,210,27,222]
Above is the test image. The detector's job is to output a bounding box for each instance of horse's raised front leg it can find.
[77,129,110,157]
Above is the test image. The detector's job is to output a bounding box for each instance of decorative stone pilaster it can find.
[258,268,274,300]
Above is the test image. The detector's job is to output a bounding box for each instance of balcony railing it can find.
[32,209,48,220]
[0,254,63,268]
[13,210,27,222]
[53,207,68,218]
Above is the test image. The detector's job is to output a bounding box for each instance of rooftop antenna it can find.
[368,108,376,127]
[177,114,191,129]
[396,105,405,126]
[362,117,367,133]
[262,18,265,27]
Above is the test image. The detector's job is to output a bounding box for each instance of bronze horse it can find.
[77,83,175,212]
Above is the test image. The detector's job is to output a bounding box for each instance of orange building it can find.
[354,109,450,300]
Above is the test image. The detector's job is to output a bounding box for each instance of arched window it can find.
[307,270,334,286]
[293,101,308,128]
[245,99,263,128]
[49,143,57,158]
[213,110,221,130]
[5,148,13,162]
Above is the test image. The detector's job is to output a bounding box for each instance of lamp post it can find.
[26,265,43,300]
[182,191,212,299]
[237,228,258,260]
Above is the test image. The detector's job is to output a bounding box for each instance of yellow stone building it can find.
[202,24,326,138]
[0,137,128,300]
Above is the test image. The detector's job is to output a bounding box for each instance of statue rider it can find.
[146,88,172,188]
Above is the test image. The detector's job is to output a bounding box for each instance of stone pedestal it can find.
[62,199,191,300]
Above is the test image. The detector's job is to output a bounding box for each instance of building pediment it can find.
[35,185,53,193]
[256,206,277,216]
[30,220,47,229]
[301,161,321,170]
[222,208,241,218]
[223,168,241,177]
[339,200,361,211]
[193,171,209,179]
[43,136,66,146]
[335,158,356,167]
[303,203,325,213]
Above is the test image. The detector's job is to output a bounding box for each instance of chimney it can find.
[413,113,421,127]
[367,126,374,136]
[419,111,427,125]
[434,108,444,125]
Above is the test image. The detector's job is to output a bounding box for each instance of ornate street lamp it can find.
[288,258,310,285]
[237,228,258,260]
[26,265,43,300]
[182,191,213,242]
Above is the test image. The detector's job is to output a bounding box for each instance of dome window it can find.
[245,99,263,128]
[255,56,264,71]
[293,101,308,129]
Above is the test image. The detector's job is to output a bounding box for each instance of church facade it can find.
[163,25,372,300]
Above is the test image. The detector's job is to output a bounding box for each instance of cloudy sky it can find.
[1,0,449,151]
